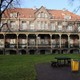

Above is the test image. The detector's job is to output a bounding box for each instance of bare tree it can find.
[69,0,80,13]
[0,0,20,31]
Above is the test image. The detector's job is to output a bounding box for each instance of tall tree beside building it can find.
[0,0,20,28]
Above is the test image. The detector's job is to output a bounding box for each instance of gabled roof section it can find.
[34,6,52,18]
[3,8,36,18]
[2,6,80,20]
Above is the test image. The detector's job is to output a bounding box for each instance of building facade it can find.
[0,6,80,54]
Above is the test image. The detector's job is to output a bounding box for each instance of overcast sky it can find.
[20,0,80,15]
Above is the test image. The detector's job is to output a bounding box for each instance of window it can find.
[37,21,48,30]
[21,21,27,30]
[67,25,73,31]
[64,15,71,20]
[21,39,26,44]
[29,39,35,45]
[38,13,41,18]
[37,21,41,30]
[37,12,48,18]
[10,21,16,30]
[41,12,44,17]
[0,22,2,28]
[30,22,34,30]
[58,25,62,31]
[51,23,55,31]
[45,13,48,18]
[10,13,17,18]
[45,22,48,30]
[41,22,45,30]
[0,39,4,48]
[10,39,16,44]
[78,23,80,31]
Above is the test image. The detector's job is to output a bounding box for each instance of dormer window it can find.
[10,12,18,18]
[37,12,48,18]
[64,15,71,20]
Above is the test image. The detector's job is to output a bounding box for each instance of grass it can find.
[0,54,80,80]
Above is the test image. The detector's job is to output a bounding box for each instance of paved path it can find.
[35,63,80,80]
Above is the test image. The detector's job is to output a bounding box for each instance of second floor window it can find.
[37,21,48,30]
[21,21,27,30]
[37,21,41,30]
[78,23,80,31]
[37,12,48,18]
[10,21,16,30]
[41,22,45,30]
[67,25,73,31]
[10,13,18,18]
[58,25,62,31]
[45,22,48,30]
[51,23,55,31]
[30,23,34,30]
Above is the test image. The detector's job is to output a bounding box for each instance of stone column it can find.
[36,34,39,54]
[59,34,61,48]
[68,35,70,48]
[50,34,52,54]
[3,34,5,55]
[78,34,80,48]
[16,34,19,54]
[26,34,28,54]
[59,34,61,54]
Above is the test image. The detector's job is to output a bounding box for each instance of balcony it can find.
[52,44,60,48]
[5,43,17,48]
[70,44,79,48]
[18,44,26,48]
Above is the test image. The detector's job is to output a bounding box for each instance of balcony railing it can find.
[5,44,17,48]
[18,44,26,48]
[70,44,79,48]
[1,28,80,33]
[61,44,68,48]
[52,44,60,48]
[38,44,51,47]
[28,44,36,46]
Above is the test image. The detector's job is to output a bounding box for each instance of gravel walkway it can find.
[35,63,80,80]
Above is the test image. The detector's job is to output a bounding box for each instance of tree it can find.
[0,0,20,31]
[0,0,20,18]
[69,0,80,13]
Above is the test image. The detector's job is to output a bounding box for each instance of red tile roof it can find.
[3,7,80,20]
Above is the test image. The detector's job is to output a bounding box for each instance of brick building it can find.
[0,6,80,54]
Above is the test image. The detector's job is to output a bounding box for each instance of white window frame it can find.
[41,22,45,30]
[67,25,73,31]
[51,23,55,31]
[10,21,16,30]
[21,21,27,30]
[58,25,62,31]
[45,22,48,30]
[30,23,34,30]
[37,21,41,30]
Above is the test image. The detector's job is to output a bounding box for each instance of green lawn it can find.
[0,54,80,80]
